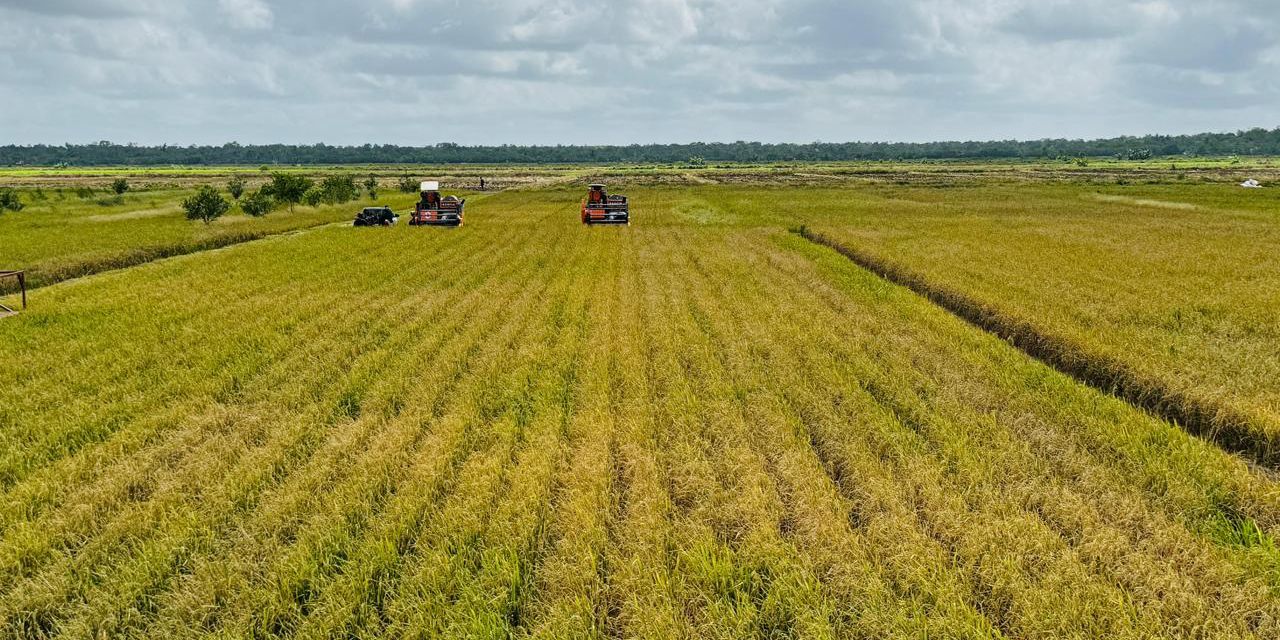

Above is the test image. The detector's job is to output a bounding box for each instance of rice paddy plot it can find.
[0,184,1278,638]
[793,182,1280,464]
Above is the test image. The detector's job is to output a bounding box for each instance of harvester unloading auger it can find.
[581,184,629,225]
[410,181,465,227]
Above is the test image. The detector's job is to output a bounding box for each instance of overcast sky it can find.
[1,0,1277,146]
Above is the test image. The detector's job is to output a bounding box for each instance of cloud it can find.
[999,0,1149,43]
[0,0,1277,145]
[219,0,273,30]
[0,0,160,18]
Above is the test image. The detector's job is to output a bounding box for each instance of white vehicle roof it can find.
[421,181,440,192]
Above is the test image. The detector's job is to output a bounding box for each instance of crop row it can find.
[791,182,1279,465]
[0,190,1277,637]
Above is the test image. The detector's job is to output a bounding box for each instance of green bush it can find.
[228,176,246,200]
[111,177,130,195]
[240,189,274,217]
[317,175,360,204]
[262,173,313,212]
[182,185,230,224]
[0,188,24,212]
[302,187,324,207]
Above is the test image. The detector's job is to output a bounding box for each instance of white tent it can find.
[1241,179,1263,188]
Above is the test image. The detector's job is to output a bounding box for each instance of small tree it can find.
[111,177,130,195]
[263,173,313,212]
[1124,148,1153,161]
[364,176,378,200]
[0,188,23,212]
[302,187,324,207]
[228,175,246,200]
[317,175,359,204]
[397,175,419,193]
[182,185,230,224]
[240,189,274,217]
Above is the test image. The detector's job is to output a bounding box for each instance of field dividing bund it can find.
[2,184,1280,637]
[798,226,1270,466]
[788,182,1280,469]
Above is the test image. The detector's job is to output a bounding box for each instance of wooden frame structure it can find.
[0,270,26,316]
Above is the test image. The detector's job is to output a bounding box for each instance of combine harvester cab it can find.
[410,181,465,227]
[581,183,629,225]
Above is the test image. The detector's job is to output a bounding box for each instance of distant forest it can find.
[3,128,1279,166]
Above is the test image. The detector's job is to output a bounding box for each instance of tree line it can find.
[3,128,1280,166]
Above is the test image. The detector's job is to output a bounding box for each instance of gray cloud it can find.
[1000,1,1137,42]
[0,0,1277,145]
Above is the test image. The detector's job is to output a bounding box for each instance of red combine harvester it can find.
[410,181,465,227]
[581,184,629,225]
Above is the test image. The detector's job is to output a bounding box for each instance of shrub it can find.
[364,176,378,200]
[317,175,360,204]
[74,187,95,199]
[303,187,324,207]
[0,188,23,212]
[182,185,230,224]
[397,175,419,193]
[228,176,246,200]
[111,177,130,195]
[262,173,313,212]
[240,189,274,217]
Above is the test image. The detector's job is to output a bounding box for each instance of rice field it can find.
[795,182,1280,463]
[1,176,1279,638]
[0,189,419,291]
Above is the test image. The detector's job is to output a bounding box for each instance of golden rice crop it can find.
[792,181,1280,464]
[0,183,1277,638]
[0,189,419,291]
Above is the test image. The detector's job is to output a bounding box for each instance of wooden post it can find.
[0,270,24,314]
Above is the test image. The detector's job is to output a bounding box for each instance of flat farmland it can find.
[2,175,1280,638]
[0,189,422,292]
[793,182,1280,462]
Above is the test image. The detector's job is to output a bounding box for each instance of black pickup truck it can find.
[354,206,399,227]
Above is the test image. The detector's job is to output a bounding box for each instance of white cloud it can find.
[219,0,273,30]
